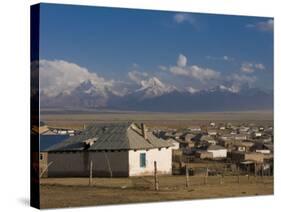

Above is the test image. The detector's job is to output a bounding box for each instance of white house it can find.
[207,129,218,136]
[44,122,173,177]
[256,149,271,154]
[235,134,248,140]
[210,122,216,127]
[219,126,226,130]
[167,138,180,150]
[207,145,227,158]
[252,132,262,138]
[188,125,201,132]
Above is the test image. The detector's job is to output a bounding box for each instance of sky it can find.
[38,3,273,97]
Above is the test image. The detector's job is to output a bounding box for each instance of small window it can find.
[40,153,43,160]
[140,153,146,168]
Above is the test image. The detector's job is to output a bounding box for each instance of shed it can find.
[207,145,227,158]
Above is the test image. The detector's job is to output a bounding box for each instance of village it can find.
[152,121,273,177]
[39,120,273,178]
[39,119,274,177]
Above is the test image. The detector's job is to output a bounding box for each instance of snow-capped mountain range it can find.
[40,79,273,112]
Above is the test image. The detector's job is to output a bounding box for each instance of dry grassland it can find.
[40,176,273,208]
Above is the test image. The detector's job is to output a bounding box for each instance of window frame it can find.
[140,153,146,168]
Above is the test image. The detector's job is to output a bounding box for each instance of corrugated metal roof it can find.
[46,122,173,152]
[207,145,226,150]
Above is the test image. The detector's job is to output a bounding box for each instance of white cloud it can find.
[177,54,188,67]
[170,54,221,82]
[241,63,255,73]
[218,85,240,93]
[255,63,265,70]
[158,65,168,71]
[220,74,257,93]
[241,62,265,73]
[170,66,220,82]
[132,63,139,68]
[174,13,195,24]
[230,74,257,84]
[39,59,116,97]
[222,56,229,61]
[246,19,273,32]
[128,70,148,85]
[206,55,234,61]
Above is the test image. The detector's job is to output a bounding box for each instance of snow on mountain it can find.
[40,78,273,112]
[135,77,176,99]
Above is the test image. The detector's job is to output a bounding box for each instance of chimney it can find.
[83,138,97,150]
[141,123,147,140]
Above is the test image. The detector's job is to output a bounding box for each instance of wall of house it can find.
[48,151,129,177]
[207,149,227,158]
[245,152,264,163]
[128,147,172,176]
[198,151,213,159]
[231,151,245,162]
[256,149,271,154]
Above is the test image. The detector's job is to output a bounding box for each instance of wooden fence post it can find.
[154,161,159,191]
[185,165,190,188]
[220,166,224,185]
[247,164,250,182]
[254,163,257,183]
[268,166,271,176]
[89,160,93,186]
[204,167,208,185]
[237,166,240,184]
[261,163,264,183]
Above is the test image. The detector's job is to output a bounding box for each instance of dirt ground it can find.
[40,111,273,129]
[40,176,273,208]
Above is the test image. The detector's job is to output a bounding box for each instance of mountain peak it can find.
[136,77,176,99]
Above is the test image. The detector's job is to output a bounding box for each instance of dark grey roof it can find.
[207,145,226,150]
[46,122,173,152]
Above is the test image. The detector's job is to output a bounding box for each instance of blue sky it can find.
[39,3,273,96]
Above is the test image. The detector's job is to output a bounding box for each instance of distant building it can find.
[252,132,262,138]
[200,135,217,145]
[188,125,201,132]
[168,138,180,150]
[43,122,174,177]
[209,122,216,127]
[251,143,273,154]
[239,126,250,133]
[231,151,264,164]
[207,145,227,158]
[234,141,254,152]
[207,129,218,136]
[234,134,248,140]
[196,151,213,160]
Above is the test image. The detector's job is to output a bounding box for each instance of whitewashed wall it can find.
[256,149,271,154]
[207,149,227,158]
[128,148,172,176]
